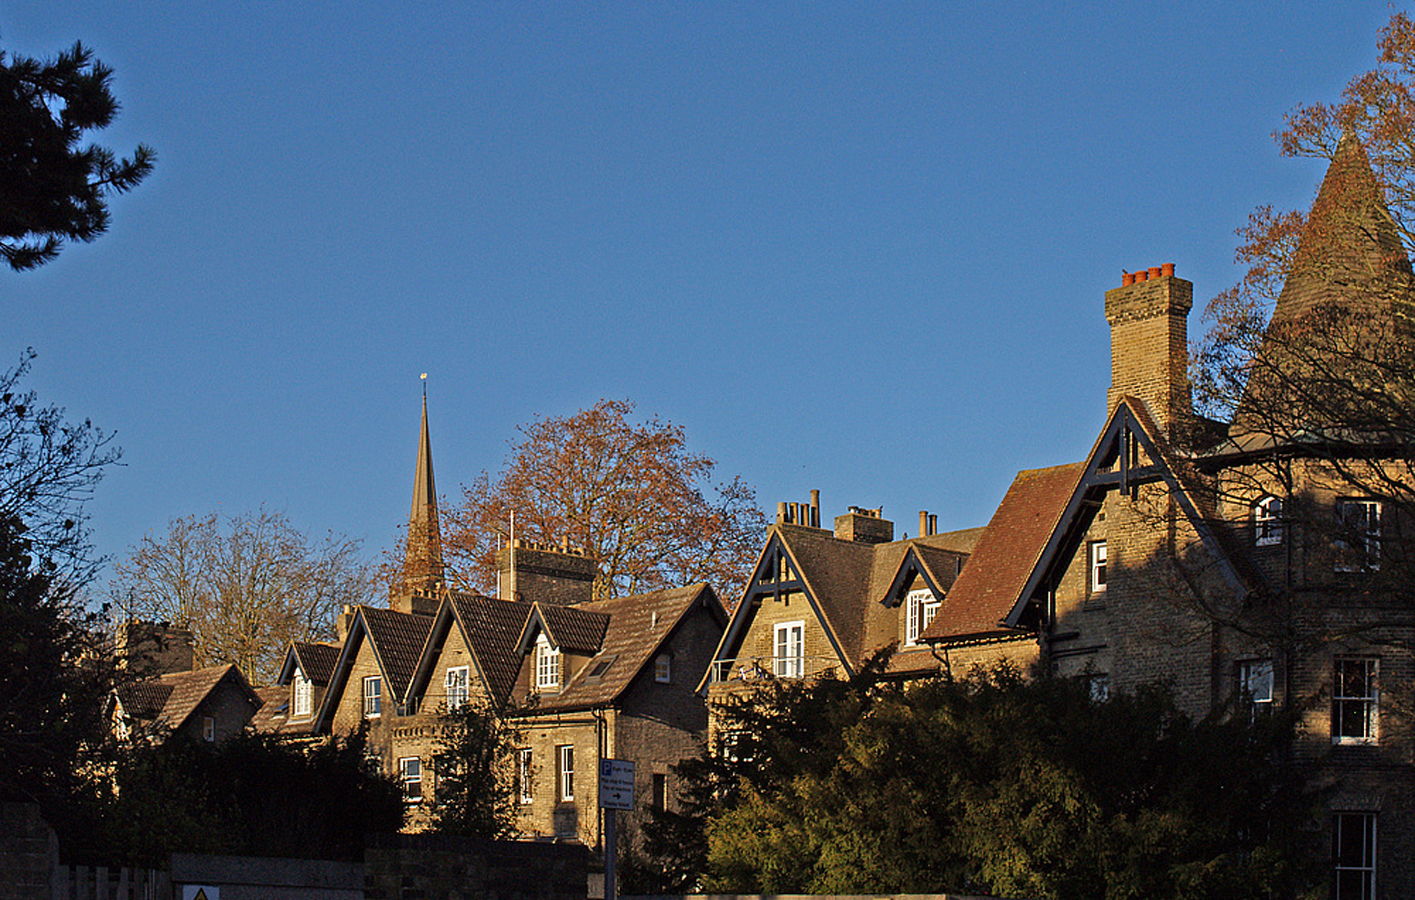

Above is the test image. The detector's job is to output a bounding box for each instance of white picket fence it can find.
[51,865,169,900]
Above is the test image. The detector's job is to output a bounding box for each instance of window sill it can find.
[1331,736,1378,746]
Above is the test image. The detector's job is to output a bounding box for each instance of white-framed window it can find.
[1089,541,1107,593]
[905,588,940,646]
[398,756,422,803]
[654,653,672,684]
[535,634,561,692]
[557,744,574,801]
[1333,657,1378,743]
[363,675,382,718]
[773,620,804,678]
[517,748,533,804]
[202,716,215,742]
[1253,495,1284,546]
[1333,812,1376,899]
[293,670,312,718]
[1336,499,1382,571]
[445,665,469,711]
[1238,659,1274,714]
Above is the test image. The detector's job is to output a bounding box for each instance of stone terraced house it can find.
[271,390,726,849]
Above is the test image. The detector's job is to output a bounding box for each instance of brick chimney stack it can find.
[1105,263,1193,435]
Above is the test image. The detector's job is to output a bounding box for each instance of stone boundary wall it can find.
[364,833,589,900]
[0,802,57,900]
[170,853,362,900]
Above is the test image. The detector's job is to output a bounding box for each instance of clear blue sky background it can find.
[5,3,1400,596]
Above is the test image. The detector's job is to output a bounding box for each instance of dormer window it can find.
[905,588,940,646]
[1253,495,1284,547]
[535,634,561,692]
[293,670,312,718]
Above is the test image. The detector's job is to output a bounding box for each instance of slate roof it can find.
[921,463,1083,643]
[115,664,259,731]
[291,641,341,685]
[360,606,435,701]
[447,592,534,705]
[530,583,723,712]
[707,522,983,687]
[535,603,611,654]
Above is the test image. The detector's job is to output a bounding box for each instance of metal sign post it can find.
[599,758,634,900]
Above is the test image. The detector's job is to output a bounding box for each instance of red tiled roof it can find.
[922,463,1083,643]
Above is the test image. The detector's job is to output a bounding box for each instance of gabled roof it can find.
[529,583,724,712]
[361,606,435,699]
[277,640,342,686]
[706,523,982,687]
[921,464,1082,644]
[313,604,435,732]
[990,399,1252,632]
[407,591,533,708]
[518,603,611,656]
[115,664,261,732]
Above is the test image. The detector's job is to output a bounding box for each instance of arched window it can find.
[1253,495,1283,546]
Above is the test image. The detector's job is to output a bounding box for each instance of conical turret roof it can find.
[1268,133,1409,326]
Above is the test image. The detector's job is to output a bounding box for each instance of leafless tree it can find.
[111,508,377,683]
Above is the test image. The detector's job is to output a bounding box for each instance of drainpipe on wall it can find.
[592,706,608,852]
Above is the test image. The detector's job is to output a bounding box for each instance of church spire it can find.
[398,376,444,608]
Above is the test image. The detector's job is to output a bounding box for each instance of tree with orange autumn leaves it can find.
[442,400,765,604]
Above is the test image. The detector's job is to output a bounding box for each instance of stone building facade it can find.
[281,390,726,850]
[913,137,1415,898]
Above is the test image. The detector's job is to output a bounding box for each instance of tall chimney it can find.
[1105,265,1193,436]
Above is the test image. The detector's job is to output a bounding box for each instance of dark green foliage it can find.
[98,727,404,865]
[0,515,112,812]
[1,39,154,270]
[655,657,1325,899]
[428,699,521,839]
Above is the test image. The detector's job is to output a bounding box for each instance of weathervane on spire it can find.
[421,372,428,398]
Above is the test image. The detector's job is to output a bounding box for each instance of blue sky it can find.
[5,3,1399,593]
